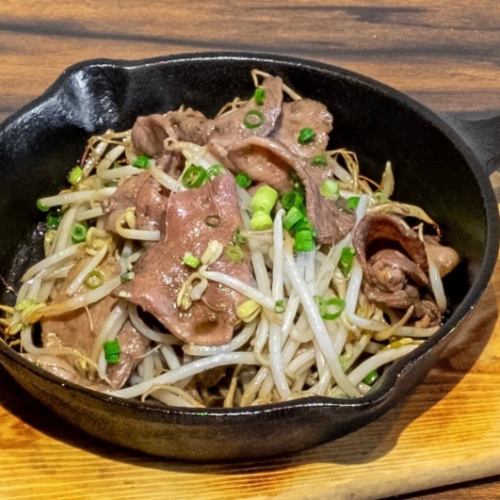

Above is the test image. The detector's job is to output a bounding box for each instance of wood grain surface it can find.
[0,1,499,498]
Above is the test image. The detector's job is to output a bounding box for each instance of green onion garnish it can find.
[233,228,247,246]
[250,185,278,214]
[363,369,380,386]
[281,190,304,211]
[182,164,207,188]
[250,212,273,231]
[283,206,304,232]
[134,154,151,169]
[235,172,252,188]
[85,269,103,289]
[311,153,328,166]
[254,87,266,105]
[298,127,316,144]
[103,339,121,364]
[294,229,315,252]
[46,210,61,229]
[243,109,265,129]
[182,252,201,269]
[68,166,83,185]
[346,196,361,211]
[317,296,345,320]
[36,199,49,212]
[207,164,225,180]
[274,299,286,313]
[120,271,135,283]
[339,246,355,276]
[71,222,87,243]
[293,217,315,235]
[224,244,245,263]
[319,179,339,200]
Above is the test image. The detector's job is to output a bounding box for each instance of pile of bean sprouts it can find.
[0,74,446,408]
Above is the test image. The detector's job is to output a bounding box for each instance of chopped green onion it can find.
[36,199,49,212]
[133,154,151,169]
[363,369,379,386]
[235,172,252,188]
[254,87,266,105]
[293,217,315,235]
[250,212,273,231]
[205,214,221,227]
[317,296,345,320]
[298,127,316,145]
[182,252,201,269]
[120,271,135,283]
[85,269,103,289]
[294,230,315,252]
[250,185,278,214]
[311,153,328,166]
[339,246,355,276]
[232,228,247,246]
[46,210,61,229]
[67,166,83,185]
[243,109,265,129]
[71,223,87,243]
[274,299,286,313]
[283,206,304,231]
[236,299,261,323]
[207,164,225,180]
[281,190,304,211]
[182,165,208,188]
[346,196,360,211]
[103,339,121,364]
[319,179,339,200]
[224,244,245,263]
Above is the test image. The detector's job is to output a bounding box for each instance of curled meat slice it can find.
[353,214,441,325]
[118,174,254,346]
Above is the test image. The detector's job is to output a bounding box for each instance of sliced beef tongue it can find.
[273,99,333,159]
[131,108,211,157]
[353,214,441,326]
[41,256,149,388]
[102,172,168,233]
[118,173,253,346]
[107,322,149,389]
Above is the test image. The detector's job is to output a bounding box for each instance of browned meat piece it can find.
[367,249,428,292]
[353,214,429,275]
[42,256,121,357]
[118,174,254,346]
[102,172,168,233]
[207,76,283,167]
[424,236,459,277]
[353,214,441,325]
[301,163,354,244]
[273,99,333,159]
[131,108,211,157]
[24,354,107,391]
[225,137,294,192]
[106,322,149,389]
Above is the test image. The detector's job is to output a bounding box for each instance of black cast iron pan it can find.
[0,52,498,461]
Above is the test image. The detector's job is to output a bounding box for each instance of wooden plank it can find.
[0,1,499,498]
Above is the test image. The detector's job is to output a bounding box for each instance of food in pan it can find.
[0,70,459,407]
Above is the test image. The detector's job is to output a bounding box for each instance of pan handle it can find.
[443,114,500,176]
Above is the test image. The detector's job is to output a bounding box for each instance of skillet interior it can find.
[0,53,497,460]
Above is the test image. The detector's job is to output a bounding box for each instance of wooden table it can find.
[0,1,499,498]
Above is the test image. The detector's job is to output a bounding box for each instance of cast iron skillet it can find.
[0,52,498,461]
